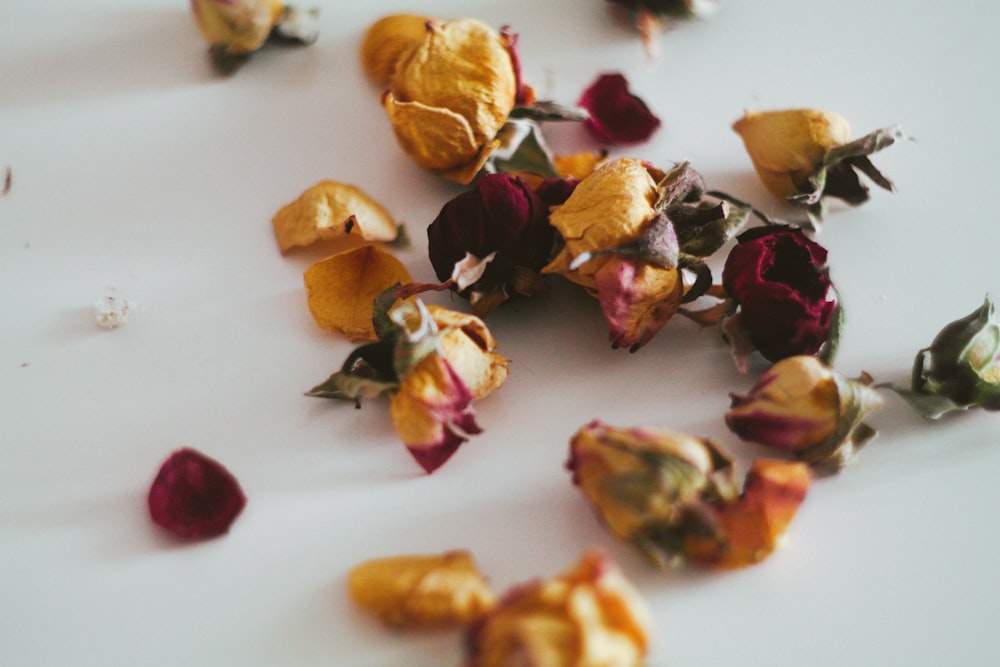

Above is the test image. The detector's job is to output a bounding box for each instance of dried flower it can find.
[567,420,810,568]
[721,225,840,368]
[308,294,508,473]
[189,0,318,73]
[727,355,884,472]
[733,108,903,227]
[147,448,247,540]
[894,296,1000,418]
[349,550,496,628]
[375,17,519,184]
[427,173,559,316]
[303,246,412,341]
[577,73,661,145]
[544,158,748,351]
[272,181,401,254]
[360,14,430,86]
[464,550,652,667]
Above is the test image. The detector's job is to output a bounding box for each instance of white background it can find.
[2,1,999,665]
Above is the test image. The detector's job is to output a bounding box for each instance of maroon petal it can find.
[147,448,247,540]
[578,73,661,145]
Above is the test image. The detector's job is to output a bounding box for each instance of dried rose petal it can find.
[578,73,661,145]
[147,448,246,540]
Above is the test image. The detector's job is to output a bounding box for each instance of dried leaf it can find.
[304,245,412,341]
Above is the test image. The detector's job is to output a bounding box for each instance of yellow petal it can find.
[542,158,659,288]
[733,108,851,198]
[303,245,411,341]
[360,14,430,86]
[554,150,607,180]
[384,93,482,171]
[191,0,283,54]
[428,305,509,399]
[272,181,398,254]
[349,550,496,628]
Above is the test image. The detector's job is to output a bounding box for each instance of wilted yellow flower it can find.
[272,181,400,254]
[726,355,884,472]
[567,420,735,566]
[427,305,509,399]
[360,14,430,86]
[465,550,652,667]
[733,108,903,226]
[543,158,684,350]
[348,550,496,628]
[378,17,519,184]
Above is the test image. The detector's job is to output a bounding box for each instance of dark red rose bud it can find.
[577,73,661,145]
[722,226,837,362]
[427,173,558,315]
[147,448,247,540]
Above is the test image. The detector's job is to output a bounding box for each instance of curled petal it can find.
[593,257,682,351]
[578,73,661,145]
[429,305,509,398]
[390,354,482,473]
[684,459,811,569]
[360,14,430,86]
[272,181,399,254]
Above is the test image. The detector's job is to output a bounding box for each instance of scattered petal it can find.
[578,73,661,145]
[147,448,247,540]
[303,245,412,341]
[272,181,399,254]
[349,550,496,628]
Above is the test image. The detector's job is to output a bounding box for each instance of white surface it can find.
[2,1,999,665]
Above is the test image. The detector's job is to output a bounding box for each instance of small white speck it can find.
[94,296,135,329]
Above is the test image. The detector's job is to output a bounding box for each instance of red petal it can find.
[578,73,661,145]
[147,448,246,540]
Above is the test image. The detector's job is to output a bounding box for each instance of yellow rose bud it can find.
[381,18,518,183]
[732,108,851,199]
[726,355,884,472]
[360,14,431,86]
[348,550,496,628]
[465,550,651,667]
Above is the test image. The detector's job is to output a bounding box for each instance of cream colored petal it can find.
[272,181,398,254]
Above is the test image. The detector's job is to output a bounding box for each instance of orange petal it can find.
[684,459,811,569]
[272,181,399,254]
[303,246,412,341]
[554,150,607,181]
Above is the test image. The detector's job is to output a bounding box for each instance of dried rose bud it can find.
[190,0,318,73]
[465,550,652,667]
[427,173,558,317]
[607,1,719,55]
[721,225,839,366]
[578,73,661,145]
[308,295,507,473]
[147,448,247,540]
[360,14,431,86]
[733,108,902,227]
[380,18,519,184]
[727,355,884,472]
[896,296,1000,418]
[545,158,747,351]
[566,420,736,567]
[683,459,811,569]
[349,550,496,628]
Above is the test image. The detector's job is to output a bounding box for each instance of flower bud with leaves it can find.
[307,290,508,473]
[607,1,720,56]
[893,296,1000,418]
[190,0,318,73]
[464,550,652,667]
[733,108,903,229]
[727,355,884,472]
[721,225,840,371]
[426,173,563,317]
[544,158,748,351]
